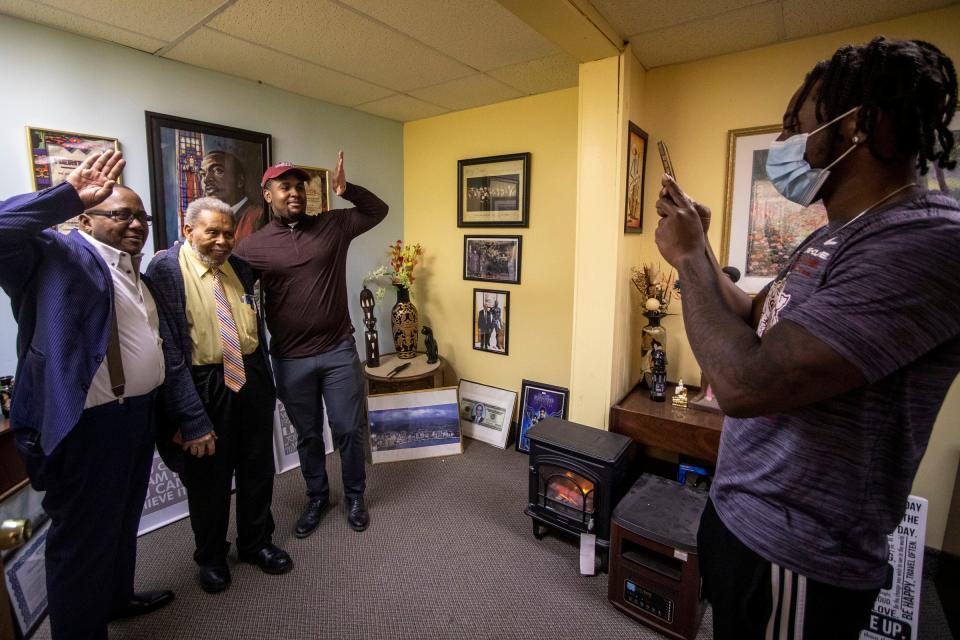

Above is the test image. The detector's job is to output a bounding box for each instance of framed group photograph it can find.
[624,122,648,233]
[516,380,569,453]
[26,126,120,234]
[458,152,530,227]
[145,112,271,250]
[721,125,828,294]
[367,388,462,464]
[473,288,509,355]
[458,379,517,449]
[297,164,332,216]
[463,235,522,284]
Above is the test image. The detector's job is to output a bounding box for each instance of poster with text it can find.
[137,450,190,536]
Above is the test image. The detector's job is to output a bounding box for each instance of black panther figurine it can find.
[422,326,439,364]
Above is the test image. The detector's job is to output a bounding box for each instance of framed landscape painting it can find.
[720,125,828,294]
[368,388,462,464]
[458,152,530,227]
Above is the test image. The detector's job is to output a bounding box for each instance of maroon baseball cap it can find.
[260,162,311,188]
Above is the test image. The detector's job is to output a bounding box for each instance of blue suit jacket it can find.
[145,243,274,446]
[0,183,208,455]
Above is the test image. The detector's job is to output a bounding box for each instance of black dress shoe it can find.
[197,564,231,594]
[110,590,175,620]
[347,496,369,532]
[294,499,329,538]
[239,543,293,575]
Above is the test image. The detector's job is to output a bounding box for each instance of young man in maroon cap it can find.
[234,153,387,536]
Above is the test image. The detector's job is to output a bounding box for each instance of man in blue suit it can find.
[0,151,178,640]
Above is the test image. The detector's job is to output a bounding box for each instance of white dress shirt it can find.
[78,231,165,407]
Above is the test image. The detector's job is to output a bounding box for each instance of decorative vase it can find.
[391,285,419,359]
[640,311,668,388]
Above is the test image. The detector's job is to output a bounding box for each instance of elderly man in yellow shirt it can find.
[147,196,291,594]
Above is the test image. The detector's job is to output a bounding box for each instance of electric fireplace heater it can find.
[525,418,637,572]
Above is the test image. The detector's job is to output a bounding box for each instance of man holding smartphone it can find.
[655,38,959,638]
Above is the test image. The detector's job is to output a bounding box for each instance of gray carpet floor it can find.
[29,439,954,639]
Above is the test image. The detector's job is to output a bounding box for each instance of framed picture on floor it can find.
[145,111,271,250]
[463,235,522,284]
[721,124,827,294]
[472,288,509,355]
[137,450,190,536]
[296,164,332,216]
[458,379,517,449]
[624,122,648,233]
[458,152,530,227]
[272,399,333,474]
[25,126,120,234]
[4,520,50,638]
[367,387,462,463]
[516,380,569,453]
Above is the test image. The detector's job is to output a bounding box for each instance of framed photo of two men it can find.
[145,112,272,250]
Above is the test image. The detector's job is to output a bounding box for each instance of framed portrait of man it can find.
[472,288,510,356]
[145,112,271,249]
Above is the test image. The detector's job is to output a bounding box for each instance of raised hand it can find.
[65,149,125,209]
[332,150,346,196]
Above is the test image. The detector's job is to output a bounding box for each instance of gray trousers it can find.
[272,337,367,502]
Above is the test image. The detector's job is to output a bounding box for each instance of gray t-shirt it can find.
[711,191,960,590]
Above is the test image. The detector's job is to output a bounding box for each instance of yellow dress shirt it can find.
[179,243,259,365]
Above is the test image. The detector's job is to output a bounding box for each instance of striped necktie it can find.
[211,267,245,392]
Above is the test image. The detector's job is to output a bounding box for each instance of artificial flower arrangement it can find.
[363,240,424,301]
[630,263,678,314]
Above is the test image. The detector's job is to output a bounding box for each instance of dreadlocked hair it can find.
[791,37,957,176]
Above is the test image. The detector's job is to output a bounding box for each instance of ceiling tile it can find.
[782,0,956,40]
[408,74,523,111]
[630,2,783,68]
[164,27,394,106]
[208,0,475,91]
[353,94,448,122]
[338,0,559,71]
[488,53,580,95]
[589,0,767,37]
[35,0,224,42]
[0,0,166,52]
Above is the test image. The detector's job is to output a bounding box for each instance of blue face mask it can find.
[765,106,861,207]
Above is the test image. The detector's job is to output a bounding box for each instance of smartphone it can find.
[657,140,676,183]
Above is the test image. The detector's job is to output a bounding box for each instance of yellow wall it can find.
[635,5,960,549]
[403,88,578,400]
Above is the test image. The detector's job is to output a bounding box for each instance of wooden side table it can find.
[363,352,443,395]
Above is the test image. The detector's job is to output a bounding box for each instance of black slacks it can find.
[180,353,277,565]
[16,392,156,640]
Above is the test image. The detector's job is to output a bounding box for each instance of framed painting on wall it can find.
[720,125,828,294]
[624,122,648,233]
[367,388,462,464]
[296,164,332,216]
[515,380,569,453]
[145,112,271,250]
[923,114,959,200]
[25,126,120,234]
[458,152,530,227]
[472,288,509,356]
[463,235,522,284]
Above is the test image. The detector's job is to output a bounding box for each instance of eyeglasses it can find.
[85,209,152,223]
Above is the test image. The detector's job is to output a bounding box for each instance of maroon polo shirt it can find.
[234,182,388,358]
